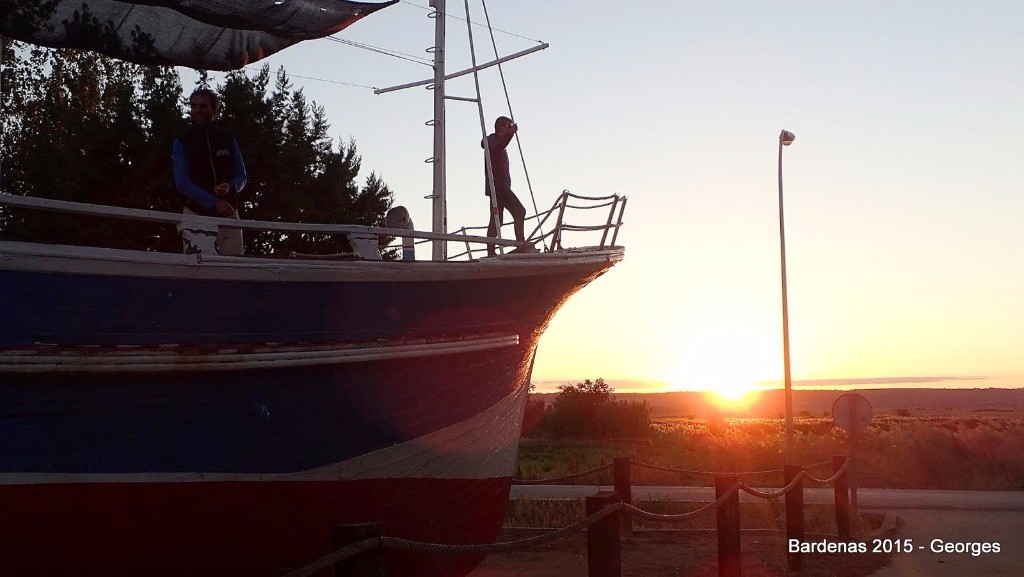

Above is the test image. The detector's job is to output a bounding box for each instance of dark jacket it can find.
[483,131,513,195]
[172,124,247,216]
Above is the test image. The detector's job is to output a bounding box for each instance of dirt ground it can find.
[468,529,893,577]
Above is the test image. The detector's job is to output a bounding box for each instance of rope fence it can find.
[513,458,834,484]
[287,456,858,577]
[630,462,783,477]
[805,457,851,485]
[622,482,741,522]
[512,462,612,485]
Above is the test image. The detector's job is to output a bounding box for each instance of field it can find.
[477,396,1024,576]
[514,414,1024,490]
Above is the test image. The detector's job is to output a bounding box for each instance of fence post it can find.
[586,491,622,577]
[332,522,384,576]
[833,456,851,539]
[613,457,633,535]
[715,475,741,577]
[784,464,804,571]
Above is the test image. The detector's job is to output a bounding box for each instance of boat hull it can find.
[0,242,623,576]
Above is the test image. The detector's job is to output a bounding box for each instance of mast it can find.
[429,0,447,260]
[374,3,548,260]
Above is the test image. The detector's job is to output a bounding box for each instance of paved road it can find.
[861,509,1023,577]
[510,485,1024,510]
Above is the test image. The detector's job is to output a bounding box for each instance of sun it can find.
[712,382,752,402]
[668,323,777,409]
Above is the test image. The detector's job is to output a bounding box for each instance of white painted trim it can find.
[0,378,530,484]
[0,193,521,248]
[0,240,623,283]
[0,334,519,373]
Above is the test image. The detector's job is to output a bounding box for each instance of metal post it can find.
[715,475,741,577]
[784,465,804,571]
[552,191,569,250]
[332,523,383,576]
[429,0,447,261]
[849,397,859,531]
[609,196,627,247]
[777,130,795,464]
[585,491,622,577]
[465,0,502,256]
[613,457,633,535]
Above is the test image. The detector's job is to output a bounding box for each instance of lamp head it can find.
[780,130,796,146]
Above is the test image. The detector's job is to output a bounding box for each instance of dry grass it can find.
[505,498,863,534]
[516,415,1024,490]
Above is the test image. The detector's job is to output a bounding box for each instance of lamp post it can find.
[778,129,796,464]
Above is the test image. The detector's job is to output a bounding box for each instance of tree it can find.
[0,42,183,250]
[521,383,546,437]
[538,378,651,439]
[0,43,395,256]
[216,66,394,256]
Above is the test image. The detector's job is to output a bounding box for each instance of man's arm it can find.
[488,131,514,151]
[172,138,218,210]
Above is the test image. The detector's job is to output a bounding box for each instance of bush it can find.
[520,396,546,437]
[537,378,651,439]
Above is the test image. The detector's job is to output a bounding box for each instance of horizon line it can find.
[531,375,1023,393]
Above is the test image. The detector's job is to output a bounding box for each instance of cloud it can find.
[786,376,987,387]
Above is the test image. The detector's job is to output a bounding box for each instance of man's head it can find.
[495,116,514,136]
[189,89,220,126]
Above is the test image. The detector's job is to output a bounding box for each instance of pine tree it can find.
[1,45,395,256]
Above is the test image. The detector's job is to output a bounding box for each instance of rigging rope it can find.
[399,0,546,45]
[239,67,379,91]
[479,0,546,250]
[325,36,434,67]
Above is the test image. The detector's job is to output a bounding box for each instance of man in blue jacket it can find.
[172,88,247,255]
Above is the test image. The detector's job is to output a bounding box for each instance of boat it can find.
[0,2,625,576]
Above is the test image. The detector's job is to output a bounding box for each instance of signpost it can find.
[832,393,873,532]
[832,393,873,433]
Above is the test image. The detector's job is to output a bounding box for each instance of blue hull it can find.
[1,267,585,347]
[2,347,526,475]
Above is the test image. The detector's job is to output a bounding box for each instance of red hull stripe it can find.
[1,477,510,577]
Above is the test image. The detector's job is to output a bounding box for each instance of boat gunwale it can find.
[0,239,624,282]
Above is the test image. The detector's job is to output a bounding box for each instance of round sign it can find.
[832,393,873,433]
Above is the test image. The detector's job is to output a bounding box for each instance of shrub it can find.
[520,396,546,437]
[537,378,651,439]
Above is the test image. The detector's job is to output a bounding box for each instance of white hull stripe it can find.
[0,380,529,485]
[0,334,519,373]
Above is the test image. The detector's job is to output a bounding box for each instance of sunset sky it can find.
[188,1,1022,394]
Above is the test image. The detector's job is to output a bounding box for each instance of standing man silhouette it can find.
[483,116,526,256]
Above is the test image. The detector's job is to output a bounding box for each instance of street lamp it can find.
[778,129,796,464]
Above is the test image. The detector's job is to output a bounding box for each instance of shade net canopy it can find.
[0,0,397,71]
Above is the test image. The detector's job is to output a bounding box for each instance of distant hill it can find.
[528,388,1024,418]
